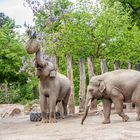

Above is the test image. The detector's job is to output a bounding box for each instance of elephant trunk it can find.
[35,49,45,68]
[81,99,92,125]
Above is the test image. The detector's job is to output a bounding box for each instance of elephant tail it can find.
[81,99,91,125]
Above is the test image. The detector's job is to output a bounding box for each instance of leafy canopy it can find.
[0,13,27,83]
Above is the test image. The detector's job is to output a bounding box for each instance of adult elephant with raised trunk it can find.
[81,69,140,124]
[26,30,70,123]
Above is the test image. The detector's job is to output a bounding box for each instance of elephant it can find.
[81,69,140,124]
[37,60,71,123]
[26,30,71,123]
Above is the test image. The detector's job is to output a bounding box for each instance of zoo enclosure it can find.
[51,55,140,114]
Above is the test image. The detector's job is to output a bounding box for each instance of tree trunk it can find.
[67,55,75,114]
[87,56,97,110]
[124,62,133,111]
[100,59,108,74]
[79,58,86,112]
[114,60,120,70]
[127,62,132,69]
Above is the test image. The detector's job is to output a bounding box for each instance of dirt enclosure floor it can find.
[0,111,140,140]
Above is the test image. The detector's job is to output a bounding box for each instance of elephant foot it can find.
[136,117,140,121]
[102,120,110,124]
[122,115,129,122]
[41,118,49,123]
[49,118,57,123]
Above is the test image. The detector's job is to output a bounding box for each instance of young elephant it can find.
[81,69,140,124]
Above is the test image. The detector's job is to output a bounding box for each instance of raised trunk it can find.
[35,48,45,68]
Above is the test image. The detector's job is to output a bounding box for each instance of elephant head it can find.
[36,60,57,78]
[81,77,106,124]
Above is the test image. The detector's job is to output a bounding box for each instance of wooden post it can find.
[87,56,96,79]
[67,55,75,114]
[79,58,86,112]
[127,62,132,69]
[114,60,120,70]
[136,64,140,71]
[124,62,133,111]
[100,59,108,74]
[87,56,97,110]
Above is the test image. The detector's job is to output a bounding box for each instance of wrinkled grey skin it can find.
[81,69,140,124]
[26,30,70,123]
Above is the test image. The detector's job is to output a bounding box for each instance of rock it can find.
[0,104,24,118]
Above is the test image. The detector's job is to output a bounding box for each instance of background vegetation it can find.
[0,0,140,104]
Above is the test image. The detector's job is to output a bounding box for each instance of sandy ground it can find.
[0,111,140,140]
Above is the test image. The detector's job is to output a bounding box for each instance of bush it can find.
[0,77,39,104]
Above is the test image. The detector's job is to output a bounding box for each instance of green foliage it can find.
[0,13,27,83]
[30,0,140,105]
[0,13,38,104]
[110,0,140,27]
[0,77,39,104]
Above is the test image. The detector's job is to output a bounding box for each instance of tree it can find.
[0,13,27,83]
[111,0,140,27]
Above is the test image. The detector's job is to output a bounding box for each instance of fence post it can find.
[127,62,132,69]
[67,55,75,114]
[124,62,133,111]
[87,56,97,110]
[87,56,96,78]
[114,60,120,70]
[79,58,86,112]
[100,59,108,74]
[136,64,140,71]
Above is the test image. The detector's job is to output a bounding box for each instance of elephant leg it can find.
[62,91,70,117]
[49,96,57,123]
[135,102,140,121]
[113,99,129,122]
[102,99,112,124]
[40,95,49,123]
[131,90,140,121]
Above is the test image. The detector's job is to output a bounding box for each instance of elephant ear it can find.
[50,69,57,77]
[99,80,106,93]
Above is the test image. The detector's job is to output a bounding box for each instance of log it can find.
[100,59,108,74]
[136,64,140,71]
[79,58,86,112]
[125,62,133,111]
[87,56,96,79]
[127,62,132,69]
[87,56,97,110]
[114,60,120,70]
[67,55,75,114]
